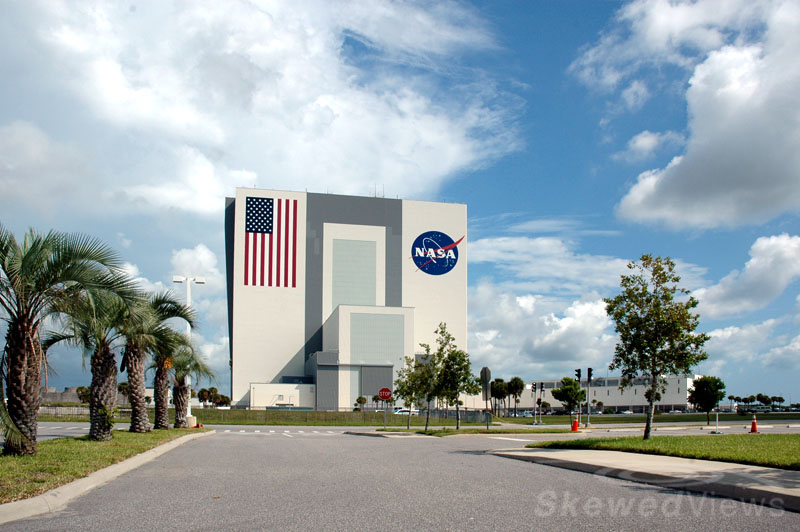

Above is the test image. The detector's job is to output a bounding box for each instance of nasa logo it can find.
[411,231,464,275]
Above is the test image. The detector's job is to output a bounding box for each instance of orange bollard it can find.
[750,414,758,433]
[571,413,579,432]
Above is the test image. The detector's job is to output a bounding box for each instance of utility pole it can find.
[172,275,205,417]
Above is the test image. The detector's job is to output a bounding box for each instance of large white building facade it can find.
[225,188,467,409]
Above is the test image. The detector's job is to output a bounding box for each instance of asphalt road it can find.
[3,428,798,531]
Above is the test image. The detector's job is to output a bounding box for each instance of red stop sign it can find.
[378,387,392,401]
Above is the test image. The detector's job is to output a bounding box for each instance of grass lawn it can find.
[378,427,572,437]
[0,428,205,504]
[499,412,800,425]
[527,433,800,470]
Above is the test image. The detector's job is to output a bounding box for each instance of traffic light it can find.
[587,367,593,384]
[575,368,581,381]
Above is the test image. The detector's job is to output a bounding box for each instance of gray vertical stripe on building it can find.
[304,193,403,358]
[224,196,236,394]
[316,366,339,410]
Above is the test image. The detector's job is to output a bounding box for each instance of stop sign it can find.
[378,387,392,401]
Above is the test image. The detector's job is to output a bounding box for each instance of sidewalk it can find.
[492,447,800,513]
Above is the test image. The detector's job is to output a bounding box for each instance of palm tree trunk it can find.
[3,322,40,455]
[153,364,170,429]
[89,345,117,441]
[173,383,188,428]
[125,349,151,433]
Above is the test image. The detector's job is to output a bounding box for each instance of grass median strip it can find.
[378,427,573,437]
[526,434,800,470]
[0,428,207,504]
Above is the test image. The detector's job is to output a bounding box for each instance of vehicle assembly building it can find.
[225,188,467,410]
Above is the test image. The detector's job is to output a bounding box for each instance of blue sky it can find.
[2,0,799,403]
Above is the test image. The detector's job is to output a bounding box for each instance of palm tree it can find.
[170,346,214,428]
[49,288,142,441]
[150,328,190,429]
[0,224,130,455]
[120,292,195,433]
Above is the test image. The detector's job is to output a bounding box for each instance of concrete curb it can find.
[344,431,432,438]
[492,448,800,513]
[0,430,215,526]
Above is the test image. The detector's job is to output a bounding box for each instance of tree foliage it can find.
[507,377,525,416]
[394,355,430,429]
[605,255,709,440]
[687,376,726,425]
[0,223,133,454]
[434,323,479,430]
[551,377,585,413]
[490,378,507,416]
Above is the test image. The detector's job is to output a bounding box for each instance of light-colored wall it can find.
[231,188,307,405]
[249,383,316,408]
[402,200,468,353]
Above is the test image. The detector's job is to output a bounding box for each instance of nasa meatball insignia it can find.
[411,231,464,275]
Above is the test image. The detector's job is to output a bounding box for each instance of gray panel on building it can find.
[316,366,339,411]
[361,366,393,397]
[350,313,404,366]
[332,239,376,310]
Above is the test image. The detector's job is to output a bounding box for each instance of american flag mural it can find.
[244,196,298,287]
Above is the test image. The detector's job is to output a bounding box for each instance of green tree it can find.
[551,377,585,413]
[431,323,478,430]
[212,394,231,407]
[48,288,141,441]
[687,376,726,425]
[117,382,130,399]
[75,385,91,404]
[0,224,132,455]
[120,292,195,433]
[411,344,442,431]
[605,255,709,440]
[490,378,507,416]
[395,356,428,429]
[150,328,191,429]
[507,377,525,417]
[354,396,367,411]
[756,393,772,406]
[170,346,214,428]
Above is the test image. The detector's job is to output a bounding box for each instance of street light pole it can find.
[172,275,205,417]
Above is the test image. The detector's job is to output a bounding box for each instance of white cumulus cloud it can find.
[696,234,800,318]
[573,0,800,229]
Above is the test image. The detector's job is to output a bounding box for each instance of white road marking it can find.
[239,430,246,433]
[224,430,231,433]
[489,437,535,442]
[254,430,260,433]
[282,433,293,438]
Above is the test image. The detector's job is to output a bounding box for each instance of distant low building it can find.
[458,375,700,413]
